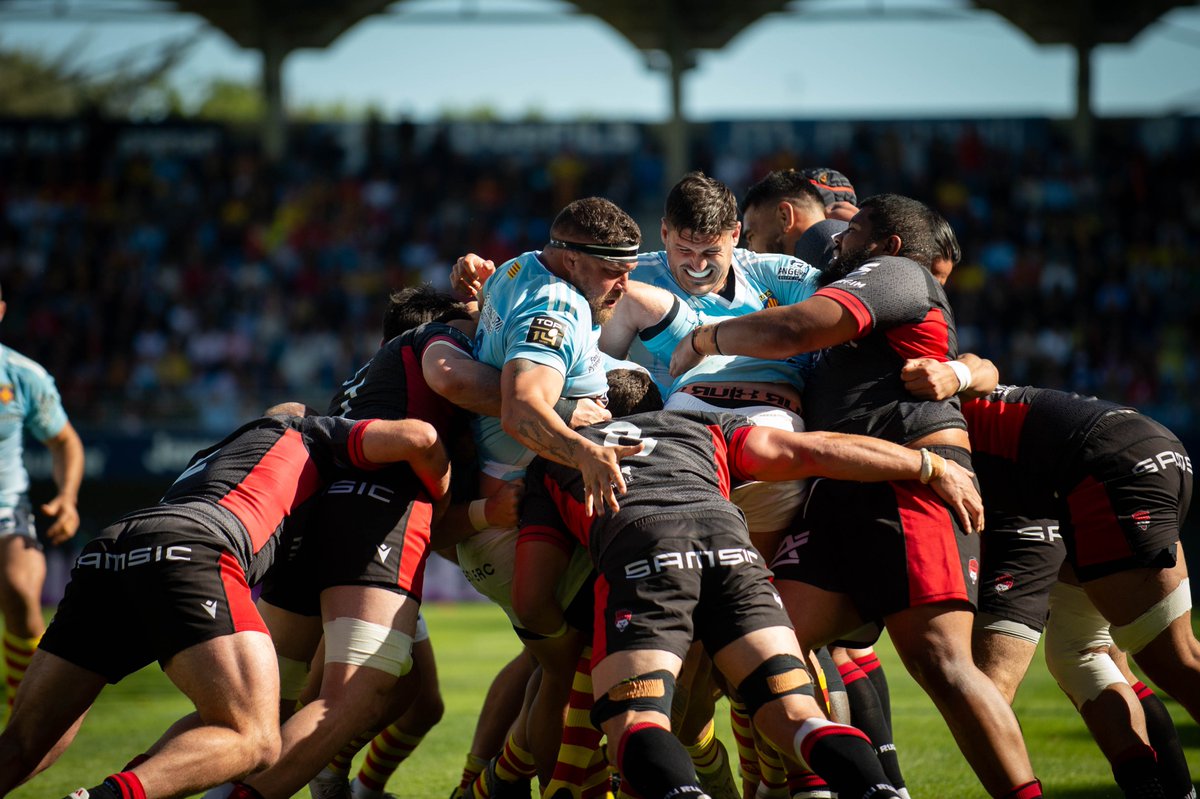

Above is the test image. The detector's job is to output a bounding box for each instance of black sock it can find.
[74,781,121,799]
[838,662,906,790]
[1135,682,1197,799]
[1112,743,1166,799]
[854,653,894,730]
[618,723,705,799]
[797,721,900,799]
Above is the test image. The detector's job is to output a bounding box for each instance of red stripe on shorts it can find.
[893,481,969,605]
[396,498,433,598]
[591,575,611,667]
[1068,475,1133,568]
[219,551,268,634]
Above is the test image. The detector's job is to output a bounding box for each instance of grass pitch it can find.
[11,601,1198,799]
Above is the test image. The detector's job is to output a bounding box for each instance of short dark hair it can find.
[664,172,739,236]
[550,197,641,248]
[929,209,961,267]
[740,170,825,215]
[382,284,470,341]
[857,194,938,269]
[605,369,663,417]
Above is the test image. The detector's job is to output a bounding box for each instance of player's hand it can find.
[568,398,612,429]
[485,479,524,529]
[669,331,706,377]
[901,358,959,401]
[41,496,80,546]
[450,253,496,299]
[826,201,859,222]
[929,460,985,534]
[577,441,644,517]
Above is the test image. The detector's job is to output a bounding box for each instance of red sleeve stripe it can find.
[884,307,950,361]
[815,286,872,337]
[347,419,380,470]
[217,428,323,554]
[727,425,756,483]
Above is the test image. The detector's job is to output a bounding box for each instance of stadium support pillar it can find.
[261,30,288,163]
[663,17,695,189]
[1071,13,1095,164]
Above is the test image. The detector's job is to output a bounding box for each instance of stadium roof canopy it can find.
[6,0,1193,164]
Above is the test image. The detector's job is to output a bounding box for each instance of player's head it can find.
[660,172,741,296]
[825,194,938,284]
[929,209,961,286]
[548,197,641,325]
[382,284,471,341]
[604,369,664,417]
[740,170,827,254]
[796,167,857,208]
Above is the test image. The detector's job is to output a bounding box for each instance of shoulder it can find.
[0,347,52,383]
[734,248,818,284]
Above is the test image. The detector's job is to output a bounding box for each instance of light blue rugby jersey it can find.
[473,251,608,480]
[631,247,822,393]
[0,345,69,509]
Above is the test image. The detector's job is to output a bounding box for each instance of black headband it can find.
[548,238,640,263]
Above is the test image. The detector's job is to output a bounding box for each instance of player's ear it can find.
[883,234,903,256]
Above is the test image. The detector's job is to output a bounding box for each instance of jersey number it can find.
[599,421,657,457]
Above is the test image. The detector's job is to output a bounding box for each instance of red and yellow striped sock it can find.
[327,732,370,778]
[685,721,722,775]
[756,736,788,798]
[729,699,761,793]
[545,650,604,799]
[356,726,425,793]
[458,753,489,795]
[3,631,38,711]
[473,733,537,796]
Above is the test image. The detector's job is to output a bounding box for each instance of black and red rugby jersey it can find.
[804,255,965,444]
[520,410,756,559]
[328,321,472,433]
[962,385,1131,514]
[128,415,380,584]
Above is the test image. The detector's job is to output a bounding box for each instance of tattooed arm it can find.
[500,358,640,515]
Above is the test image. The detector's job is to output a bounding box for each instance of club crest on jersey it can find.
[758,289,780,306]
[526,316,567,349]
[1132,510,1151,531]
[968,557,979,584]
[993,574,1014,593]
[506,261,523,279]
[614,609,632,632]
[0,385,11,404]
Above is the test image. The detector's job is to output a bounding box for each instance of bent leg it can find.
[886,603,1038,798]
[137,630,282,799]
[0,648,105,792]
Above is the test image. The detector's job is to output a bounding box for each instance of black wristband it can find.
[553,397,579,423]
[712,323,725,356]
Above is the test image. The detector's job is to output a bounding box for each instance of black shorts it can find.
[771,446,980,625]
[259,470,433,613]
[1061,412,1191,581]
[40,516,268,684]
[591,510,789,664]
[976,514,1066,635]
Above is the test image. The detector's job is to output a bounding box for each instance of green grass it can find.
[11,602,1199,799]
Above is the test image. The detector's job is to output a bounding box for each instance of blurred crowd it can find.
[0,118,1197,436]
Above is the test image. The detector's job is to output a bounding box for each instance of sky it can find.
[2,0,1200,121]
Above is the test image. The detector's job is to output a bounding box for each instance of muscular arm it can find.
[670,295,859,375]
[900,353,999,401]
[424,341,503,417]
[502,359,640,514]
[735,427,984,533]
[41,421,84,545]
[360,419,452,504]
[598,280,677,359]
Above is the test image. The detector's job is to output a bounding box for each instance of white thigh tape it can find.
[324,616,415,677]
[1111,578,1191,655]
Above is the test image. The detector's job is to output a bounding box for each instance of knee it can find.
[412,689,446,730]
